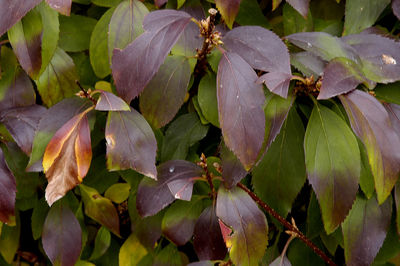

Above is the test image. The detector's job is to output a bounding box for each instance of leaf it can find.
[235,0,270,28]
[253,109,306,218]
[35,47,80,107]
[46,0,71,16]
[283,3,313,36]
[119,234,147,266]
[43,110,92,206]
[105,107,157,179]
[112,9,192,102]
[396,184,400,236]
[89,227,111,260]
[343,0,390,35]
[31,197,49,240]
[0,148,16,223]
[161,113,209,162]
[162,197,203,246]
[220,142,247,189]
[95,91,130,111]
[59,14,97,52]
[136,160,203,217]
[375,82,400,105]
[42,202,82,266]
[0,215,20,263]
[80,184,120,236]
[393,0,400,20]
[287,0,310,17]
[140,55,192,128]
[92,0,122,7]
[216,186,268,266]
[223,26,292,97]
[339,90,400,203]
[270,255,292,266]
[188,261,214,266]
[198,72,219,127]
[193,206,227,260]
[304,103,360,234]
[318,57,371,99]
[217,51,265,170]
[215,0,241,29]
[104,183,130,204]
[0,0,41,37]
[290,52,325,78]
[154,0,167,8]
[342,195,392,266]
[287,238,324,266]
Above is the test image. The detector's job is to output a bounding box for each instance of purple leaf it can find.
[188,262,214,266]
[385,103,400,135]
[112,10,192,103]
[0,148,16,223]
[193,206,227,260]
[42,203,82,266]
[339,90,400,204]
[95,91,130,111]
[287,0,309,18]
[217,51,265,170]
[154,0,167,8]
[0,105,47,155]
[396,184,400,235]
[223,26,291,97]
[215,0,241,28]
[140,55,192,128]
[220,142,247,189]
[342,195,392,266]
[216,186,268,265]
[0,0,41,36]
[290,52,326,77]
[318,57,371,100]
[136,160,203,217]
[46,0,71,16]
[105,107,157,179]
[393,0,400,20]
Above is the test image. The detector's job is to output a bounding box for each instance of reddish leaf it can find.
[112,10,192,102]
[0,105,47,155]
[193,206,227,260]
[287,0,309,18]
[342,195,392,266]
[0,148,16,223]
[105,107,157,179]
[95,91,130,111]
[46,0,72,16]
[154,0,167,8]
[215,0,241,29]
[393,0,400,20]
[43,110,92,206]
[223,26,292,97]
[136,160,203,217]
[0,0,41,36]
[217,51,265,170]
[42,203,82,266]
[339,90,400,203]
[220,142,247,189]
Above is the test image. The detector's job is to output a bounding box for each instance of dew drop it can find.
[169,166,175,173]
[220,85,223,89]
[174,193,181,199]
[382,54,397,65]
[307,42,312,48]
[236,95,239,99]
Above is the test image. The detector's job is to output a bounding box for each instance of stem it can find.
[236,183,337,266]
[75,80,97,105]
[291,75,307,84]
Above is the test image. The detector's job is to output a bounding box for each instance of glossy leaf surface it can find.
[0,149,16,223]
[217,51,265,170]
[95,91,130,111]
[215,0,241,28]
[46,0,72,16]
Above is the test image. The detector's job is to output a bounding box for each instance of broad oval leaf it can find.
[198,72,219,127]
[216,186,268,266]
[304,103,360,234]
[112,9,192,102]
[215,0,241,29]
[105,107,157,179]
[43,110,92,206]
[339,90,400,203]
[217,51,265,170]
[0,148,16,223]
[42,203,82,266]
[95,91,130,111]
[342,195,392,266]
[104,183,130,204]
[89,226,111,260]
[287,0,309,18]
[46,0,72,16]
[119,234,147,266]
[140,55,192,128]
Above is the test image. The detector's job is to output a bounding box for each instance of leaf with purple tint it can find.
[188,261,214,266]
[290,52,326,77]
[339,90,400,204]
[304,103,360,234]
[287,0,310,17]
[318,57,371,99]
[270,255,292,266]
[342,195,392,266]
[46,0,72,16]
[0,148,16,223]
[217,51,265,170]
[105,107,157,179]
[342,33,400,83]
[140,55,191,128]
[220,142,247,189]
[95,91,130,111]
[136,160,203,217]
[394,0,400,20]
[154,0,167,8]
[112,10,192,102]
[0,0,42,37]
[385,103,400,135]
[161,196,203,246]
[216,186,268,266]
[396,184,400,235]
[42,202,82,266]
[193,206,227,260]
[215,0,241,29]
[0,105,47,155]
[223,26,292,97]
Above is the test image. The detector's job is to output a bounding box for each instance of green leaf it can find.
[119,234,148,266]
[358,139,375,199]
[375,82,400,105]
[307,191,324,239]
[253,109,306,218]
[104,183,130,204]
[59,14,97,52]
[304,103,360,234]
[89,227,111,260]
[283,3,313,36]
[92,0,123,7]
[198,72,219,127]
[287,238,325,266]
[373,218,400,264]
[215,0,241,29]
[0,215,20,264]
[154,244,184,265]
[83,156,120,194]
[31,197,50,240]
[70,52,99,86]
[235,0,270,28]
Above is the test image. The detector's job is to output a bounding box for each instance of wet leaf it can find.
[46,0,72,16]
[215,0,241,29]
[95,91,130,111]
[220,142,247,189]
[0,149,16,223]
[119,234,147,266]
[112,9,192,102]
[342,195,392,266]
[104,183,130,204]
[216,186,268,266]
[217,51,265,170]
[59,14,97,52]
[304,103,360,234]
[287,0,310,18]
[42,202,82,266]
[89,227,111,260]
[105,107,157,179]
[339,90,400,203]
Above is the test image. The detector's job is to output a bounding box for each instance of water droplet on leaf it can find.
[169,166,175,173]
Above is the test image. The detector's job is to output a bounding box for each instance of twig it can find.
[75,80,97,105]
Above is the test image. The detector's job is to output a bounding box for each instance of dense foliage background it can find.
[1,0,400,265]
